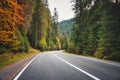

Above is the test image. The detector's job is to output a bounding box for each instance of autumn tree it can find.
[0,0,30,53]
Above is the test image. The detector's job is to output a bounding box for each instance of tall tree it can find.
[0,0,27,53]
[71,0,120,61]
[29,0,52,50]
[51,8,60,49]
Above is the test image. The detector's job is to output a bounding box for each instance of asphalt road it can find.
[14,51,120,80]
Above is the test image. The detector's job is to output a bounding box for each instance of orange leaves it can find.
[0,31,17,45]
[0,0,25,30]
[7,0,25,25]
[0,0,25,45]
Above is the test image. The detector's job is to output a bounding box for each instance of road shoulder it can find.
[0,54,37,80]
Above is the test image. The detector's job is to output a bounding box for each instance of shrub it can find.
[0,46,8,54]
[109,51,120,61]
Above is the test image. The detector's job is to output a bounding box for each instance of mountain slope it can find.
[58,18,74,48]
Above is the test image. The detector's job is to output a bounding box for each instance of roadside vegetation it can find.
[0,48,39,69]
[0,0,61,53]
[0,0,61,68]
[63,0,120,62]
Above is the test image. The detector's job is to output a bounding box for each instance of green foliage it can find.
[59,19,74,36]
[0,46,8,54]
[0,48,39,69]
[14,29,29,52]
[70,0,120,61]
[48,40,56,50]
[109,51,120,61]
[0,29,29,53]
[27,0,61,51]
[58,19,74,49]
[28,0,53,51]
[38,38,47,50]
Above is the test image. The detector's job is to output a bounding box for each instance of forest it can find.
[0,0,60,54]
[66,0,120,61]
[58,19,74,49]
[0,0,120,61]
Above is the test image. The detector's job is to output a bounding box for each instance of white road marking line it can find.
[13,54,40,80]
[62,53,120,67]
[53,54,100,80]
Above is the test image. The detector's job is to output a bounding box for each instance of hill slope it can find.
[58,19,74,48]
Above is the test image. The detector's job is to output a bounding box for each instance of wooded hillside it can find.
[0,0,60,54]
[58,19,74,49]
[67,0,120,61]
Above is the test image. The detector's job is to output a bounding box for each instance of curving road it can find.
[14,51,120,80]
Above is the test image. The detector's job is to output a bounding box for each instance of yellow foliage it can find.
[56,36,61,49]
[38,38,47,49]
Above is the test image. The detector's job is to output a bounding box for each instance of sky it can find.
[48,0,75,22]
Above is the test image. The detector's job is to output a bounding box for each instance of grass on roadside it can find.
[0,48,40,69]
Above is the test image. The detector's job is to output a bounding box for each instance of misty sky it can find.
[48,0,74,22]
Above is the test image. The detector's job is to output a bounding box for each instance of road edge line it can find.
[13,53,40,80]
[63,53,120,67]
[53,54,100,80]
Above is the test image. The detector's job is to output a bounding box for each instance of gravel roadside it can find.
[0,54,37,80]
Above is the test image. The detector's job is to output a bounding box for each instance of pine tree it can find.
[51,8,60,49]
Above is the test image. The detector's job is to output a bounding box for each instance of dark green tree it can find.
[71,0,120,61]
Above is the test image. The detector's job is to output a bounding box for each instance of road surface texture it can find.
[14,51,120,80]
